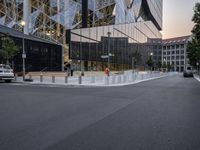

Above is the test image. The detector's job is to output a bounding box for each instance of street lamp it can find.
[132,56,134,70]
[197,61,200,75]
[163,58,166,72]
[20,20,26,81]
[107,32,111,69]
[150,52,153,72]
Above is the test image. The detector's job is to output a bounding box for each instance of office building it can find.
[162,36,191,72]
[0,0,163,71]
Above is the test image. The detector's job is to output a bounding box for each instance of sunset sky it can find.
[162,0,200,39]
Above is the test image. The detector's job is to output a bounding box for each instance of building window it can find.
[171,45,175,49]
[163,46,166,50]
[181,55,184,59]
[176,50,179,54]
[176,45,180,49]
[181,44,184,48]
[181,50,184,54]
[167,46,170,49]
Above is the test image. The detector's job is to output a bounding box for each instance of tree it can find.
[146,56,153,70]
[167,62,172,72]
[156,61,162,70]
[187,3,200,67]
[0,36,19,65]
[132,50,141,69]
[162,61,167,72]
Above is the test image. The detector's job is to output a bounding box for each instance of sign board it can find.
[22,53,26,59]
[101,55,109,59]
[101,53,114,59]
[109,53,114,57]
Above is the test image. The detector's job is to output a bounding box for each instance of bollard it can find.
[111,76,115,84]
[91,76,95,84]
[143,74,146,79]
[117,76,122,84]
[52,76,55,83]
[135,73,138,81]
[105,76,109,85]
[123,75,126,83]
[65,76,68,84]
[132,73,135,82]
[40,75,43,82]
[14,73,18,81]
[29,74,32,80]
[141,74,143,80]
[79,76,82,84]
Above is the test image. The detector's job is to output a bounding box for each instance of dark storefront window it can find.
[11,37,62,72]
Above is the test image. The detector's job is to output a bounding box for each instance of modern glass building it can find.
[0,0,163,71]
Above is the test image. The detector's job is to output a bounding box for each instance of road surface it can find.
[0,74,200,150]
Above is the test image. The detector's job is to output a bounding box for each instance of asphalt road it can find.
[0,74,200,150]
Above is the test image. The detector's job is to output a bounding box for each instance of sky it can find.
[162,0,200,39]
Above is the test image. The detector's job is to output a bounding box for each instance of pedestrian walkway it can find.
[16,71,177,87]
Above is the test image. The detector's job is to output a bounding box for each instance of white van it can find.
[0,64,14,82]
[183,65,193,77]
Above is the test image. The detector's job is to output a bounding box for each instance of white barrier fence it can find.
[17,71,174,86]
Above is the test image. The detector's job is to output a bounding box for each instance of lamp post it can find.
[20,20,26,81]
[163,58,166,72]
[107,32,111,69]
[197,62,199,76]
[132,56,134,70]
[150,52,153,72]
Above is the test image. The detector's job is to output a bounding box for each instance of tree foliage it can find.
[146,56,153,67]
[0,36,19,64]
[156,61,162,70]
[187,3,200,66]
[132,50,141,68]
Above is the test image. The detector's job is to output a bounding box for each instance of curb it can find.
[194,75,200,82]
[17,74,170,88]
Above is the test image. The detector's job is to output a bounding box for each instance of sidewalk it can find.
[16,71,177,87]
[194,74,200,82]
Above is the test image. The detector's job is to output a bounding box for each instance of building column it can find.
[82,0,88,28]
[63,0,70,71]
[23,0,30,35]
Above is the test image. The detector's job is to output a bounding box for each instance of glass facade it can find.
[70,21,162,71]
[0,32,62,72]
[0,0,163,71]
[69,0,163,71]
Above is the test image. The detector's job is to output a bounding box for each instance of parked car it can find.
[0,64,14,82]
[183,66,193,77]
